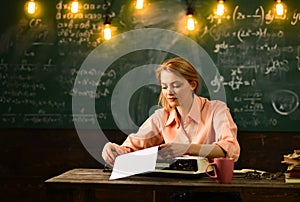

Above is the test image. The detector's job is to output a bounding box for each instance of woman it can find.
[102,57,240,167]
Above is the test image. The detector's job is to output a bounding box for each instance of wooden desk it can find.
[45,168,300,202]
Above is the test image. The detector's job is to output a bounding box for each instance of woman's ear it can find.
[190,81,197,91]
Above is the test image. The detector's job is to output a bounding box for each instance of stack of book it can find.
[282,149,300,183]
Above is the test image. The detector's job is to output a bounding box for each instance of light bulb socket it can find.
[186,7,193,15]
[104,15,111,25]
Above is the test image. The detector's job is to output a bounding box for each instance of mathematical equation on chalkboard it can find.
[56,0,115,47]
[206,5,300,26]
[203,4,300,130]
[0,0,299,130]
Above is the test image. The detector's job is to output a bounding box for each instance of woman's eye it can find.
[173,84,182,88]
[161,86,167,89]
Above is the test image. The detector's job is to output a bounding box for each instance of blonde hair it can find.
[156,57,201,111]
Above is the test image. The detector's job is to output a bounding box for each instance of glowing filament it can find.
[71,1,79,13]
[187,14,195,31]
[27,1,36,14]
[104,24,112,40]
[216,0,225,16]
[136,0,144,9]
[275,1,284,16]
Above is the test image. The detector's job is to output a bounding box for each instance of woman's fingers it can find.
[158,145,175,160]
[158,143,190,160]
[102,142,130,167]
[102,143,119,166]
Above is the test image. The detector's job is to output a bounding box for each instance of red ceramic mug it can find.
[205,157,234,184]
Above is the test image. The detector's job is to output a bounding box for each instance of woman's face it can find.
[160,70,194,108]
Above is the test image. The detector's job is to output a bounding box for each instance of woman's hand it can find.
[158,143,190,160]
[102,142,129,167]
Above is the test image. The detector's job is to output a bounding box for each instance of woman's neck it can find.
[176,94,194,120]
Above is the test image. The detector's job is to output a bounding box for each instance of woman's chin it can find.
[168,102,178,108]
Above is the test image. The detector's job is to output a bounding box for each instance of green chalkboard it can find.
[1,0,300,131]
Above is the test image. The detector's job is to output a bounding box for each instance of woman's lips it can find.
[167,97,176,102]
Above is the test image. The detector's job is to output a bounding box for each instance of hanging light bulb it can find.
[275,0,285,16]
[216,0,225,16]
[186,7,195,31]
[103,24,112,40]
[187,14,195,31]
[27,0,36,14]
[135,0,144,9]
[103,16,112,40]
[71,0,79,13]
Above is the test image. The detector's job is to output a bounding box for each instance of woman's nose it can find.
[166,86,174,94]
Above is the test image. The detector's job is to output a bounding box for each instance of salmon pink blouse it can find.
[121,96,240,161]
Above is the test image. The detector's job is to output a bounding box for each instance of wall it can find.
[0,129,299,201]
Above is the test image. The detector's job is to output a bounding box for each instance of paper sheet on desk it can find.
[109,146,159,180]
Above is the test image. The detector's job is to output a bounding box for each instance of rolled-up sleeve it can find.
[213,102,240,162]
[121,109,164,151]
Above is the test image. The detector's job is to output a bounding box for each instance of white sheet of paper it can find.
[109,146,159,180]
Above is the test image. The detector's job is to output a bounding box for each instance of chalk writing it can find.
[211,67,256,92]
[233,91,264,114]
[0,114,16,124]
[271,90,299,116]
[265,9,288,24]
[29,18,42,28]
[70,88,110,99]
[43,59,56,70]
[209,26,284,43]
[291,11,300,25]
[55,0,115,47]
[264,59,289,76]
[72,113,107,125]
[233,6,265,26]
[207,13,231,24]
[0,0,300,130]
[23,114,64,124]
[0,96,66,108]
[236,116,278,128]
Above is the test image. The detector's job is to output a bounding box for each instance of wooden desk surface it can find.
[45,168,300,202]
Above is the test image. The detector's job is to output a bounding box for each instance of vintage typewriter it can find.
[152,156,213,176]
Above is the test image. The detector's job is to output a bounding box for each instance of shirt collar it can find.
[165,96,200,127]
[165,109,180,128]
[186,95,200,124]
